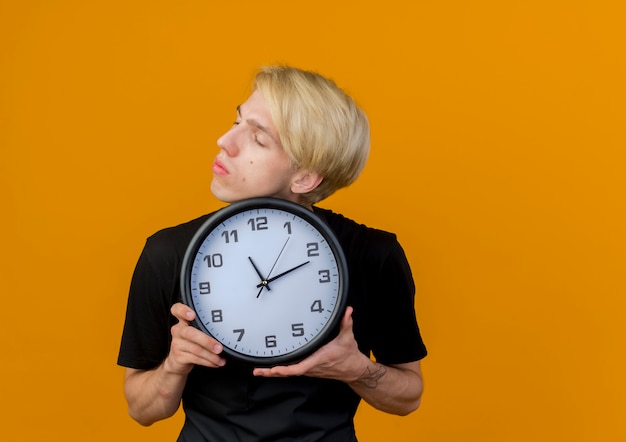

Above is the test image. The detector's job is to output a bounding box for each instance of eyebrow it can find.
[236,105,281,145]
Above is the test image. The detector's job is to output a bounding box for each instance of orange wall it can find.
[1,1,624,441]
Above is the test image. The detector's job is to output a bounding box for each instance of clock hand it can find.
[248,256,270,291]
[255,236,296,298]
[256,261,310,288]
[265,237,290,280]
[256,237,290,298]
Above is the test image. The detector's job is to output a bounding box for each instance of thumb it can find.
[171,302,196,324]
[341,306,354,329]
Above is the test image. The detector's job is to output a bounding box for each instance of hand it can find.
[252,306,370,383]
[164,303,226,375]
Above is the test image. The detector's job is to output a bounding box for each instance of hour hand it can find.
[248,257,270,291]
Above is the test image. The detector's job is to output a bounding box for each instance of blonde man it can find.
[119,66,427,441]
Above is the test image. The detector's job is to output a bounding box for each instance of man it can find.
[118,65,427,441]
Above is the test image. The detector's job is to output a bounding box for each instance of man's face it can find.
[211,90,299,204]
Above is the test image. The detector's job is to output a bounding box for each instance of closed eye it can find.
[253,133,266,147]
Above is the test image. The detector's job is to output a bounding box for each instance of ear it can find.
[291,170,323,195]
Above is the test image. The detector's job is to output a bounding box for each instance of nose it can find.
[216,126,239,156]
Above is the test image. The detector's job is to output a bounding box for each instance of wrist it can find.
[349,359,387,390]
[161,354,193,378]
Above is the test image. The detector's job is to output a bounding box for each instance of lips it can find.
[212,158,229,176]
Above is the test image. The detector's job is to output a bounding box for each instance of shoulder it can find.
[142,213,214,264]
[313,207,400,261]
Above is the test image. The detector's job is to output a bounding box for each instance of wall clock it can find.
[181,197,349,367]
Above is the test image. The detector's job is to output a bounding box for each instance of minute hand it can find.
[256,261,310,287]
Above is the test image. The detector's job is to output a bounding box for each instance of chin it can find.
[210,184,252,204]
[210,183,230,203]
[210,191,235,204]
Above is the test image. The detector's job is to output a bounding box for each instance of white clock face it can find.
[184,201,346,365]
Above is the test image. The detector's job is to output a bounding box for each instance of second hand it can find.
[257,237,290,297]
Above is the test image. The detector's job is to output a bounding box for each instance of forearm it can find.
[347,359,423,416]
[252,307,424,415]
[124,360,189,426]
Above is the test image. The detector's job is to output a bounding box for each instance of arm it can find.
[123,303,226,426]
[124,365,187,426]
[348,359,423,416]
[253,307,424,416]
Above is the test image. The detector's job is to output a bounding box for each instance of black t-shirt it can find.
[118,206,427,441]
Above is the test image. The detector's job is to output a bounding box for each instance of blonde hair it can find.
[254,66,370,206]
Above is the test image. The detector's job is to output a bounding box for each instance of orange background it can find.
[1,1,624,441]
